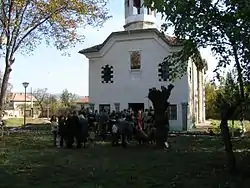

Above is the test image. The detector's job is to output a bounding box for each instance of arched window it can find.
[133,0,141,8]
[133,0,141,14]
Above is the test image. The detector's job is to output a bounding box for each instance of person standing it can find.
[88,126,96,148]
[65,113,74,148]
[78,113,88,148]
[72,111,81,148]
[50,115,58,147]
[99,110,108,141]
[138,110,143,130]
[58,116,66,148]
[87,110,96,129]
[111,123,119,146]
[116,114,133,148]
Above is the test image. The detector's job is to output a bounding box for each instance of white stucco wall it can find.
[188,60,197,129]
[86,32,190,131]
[188,58,206,128]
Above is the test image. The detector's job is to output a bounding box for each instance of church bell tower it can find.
[124,0,156,30]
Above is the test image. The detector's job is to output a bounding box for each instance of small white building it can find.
[5,92,37,117]
[79,0,206,131]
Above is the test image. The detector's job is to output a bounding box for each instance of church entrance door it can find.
[128,103,144,113]
[99,104,110,113]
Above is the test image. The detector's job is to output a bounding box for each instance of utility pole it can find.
[31,87,33,118]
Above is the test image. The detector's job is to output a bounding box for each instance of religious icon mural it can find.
[130,51,141,70]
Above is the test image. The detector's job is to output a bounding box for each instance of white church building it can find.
[79,0,206,131]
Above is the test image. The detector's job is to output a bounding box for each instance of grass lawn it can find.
[1,131,250,188]
[5,118,49,127]
[208,119,250,134]
[209,119,250,127]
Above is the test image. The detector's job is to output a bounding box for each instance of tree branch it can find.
[2,0,14,66]
[6,0,14,38]
[10,0,30,59]
[13,6,66,53]
[8,9,22,59]
[0,0,8,35]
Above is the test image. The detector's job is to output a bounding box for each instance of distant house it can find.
[74,96,89,110]
[5,92,37,117]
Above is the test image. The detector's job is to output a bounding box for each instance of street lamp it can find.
[22,82,29,126]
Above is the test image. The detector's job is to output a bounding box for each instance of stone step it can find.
[196,121,211,128]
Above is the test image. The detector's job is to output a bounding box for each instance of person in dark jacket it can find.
[116,114,133,148]
[99,110,108,141]
[71,111,82,148]
[78,113,88,148]
[108,111,116,134]
[65,113,74,148]
[58,116,66,148]
[87,111,96,129]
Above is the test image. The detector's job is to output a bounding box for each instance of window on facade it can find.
[168,104,177,120]
[99,104,110,113]
[6,101,14,110]
[158,61,170,81]
[133,0,141,7]
[133,0,141,14]
[89,103,95,112]
[146,8,152,15]
[162,62,169,80]
[130,51,141,70]
[114,103,120,112]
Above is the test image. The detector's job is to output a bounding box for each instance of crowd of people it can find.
[50,108,157,149]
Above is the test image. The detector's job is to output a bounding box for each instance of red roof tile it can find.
[9,92,37,102]
[77,96,89,103]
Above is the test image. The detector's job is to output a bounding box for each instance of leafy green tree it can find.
[205,82,219,119]
[216,70,241,118]
[206,70,250,121]
[216,70,250,131]
[144,0,250,172]
[60,89,78,108]
[0,0,110,120]
[44,94,60,116]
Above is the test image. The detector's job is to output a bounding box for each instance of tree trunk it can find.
[155,113,169,148]
[155,120,165,148]
[220,119,236,173]
[0,65,12,121]
[219,103,239,173]
[148,85,174,149]
[38,104,44,118]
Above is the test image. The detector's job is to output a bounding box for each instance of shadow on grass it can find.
[0,133,250,188]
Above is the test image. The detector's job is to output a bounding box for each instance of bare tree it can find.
[33,88,48,114]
